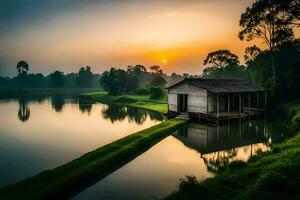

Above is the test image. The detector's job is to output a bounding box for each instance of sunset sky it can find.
[0,0,256,76]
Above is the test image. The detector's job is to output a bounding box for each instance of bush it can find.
[112,96,137,103]
[149,87,165,99]
[136,87,149,95]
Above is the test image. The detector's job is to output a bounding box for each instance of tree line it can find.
[201,0,300,102]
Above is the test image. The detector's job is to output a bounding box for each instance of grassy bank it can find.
[0,88,101,98]
[82,92,168,113]
[165,102,300,200]
[0,119,186,200]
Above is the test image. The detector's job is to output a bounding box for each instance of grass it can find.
[0,119,186,200]
[81,92,168,113]
[165,101,300,200]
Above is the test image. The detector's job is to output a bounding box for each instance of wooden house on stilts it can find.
[166,78,267,122]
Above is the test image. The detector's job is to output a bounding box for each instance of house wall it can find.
[168,83,207,113]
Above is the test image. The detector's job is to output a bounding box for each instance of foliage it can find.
[165,103,300,200]
[16,60,29,76]
[149,87,165,99]
[0,119,186,200]
[247,40,300,101]
[150,65,163,74]
[202,50,247,79]
[150,75,167,87]
[136,87,150,95]
[203,50,239,68]
[100,68,128,95]
[239,0,294,50]
[49,71,64,88]
[76,66,93,87]
[202,62,248,80]
[274,0,300,28]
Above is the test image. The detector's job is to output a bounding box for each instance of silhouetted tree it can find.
[239,0,294,89]
[150,65,163,74]
[244,45,262,63]
[50,71,64,87]
[100,68,127,95]
[16,60,29,76]
[275,0,300,27]
[76,66,93,87]
[203,50,239,68]
[202,50,246,79]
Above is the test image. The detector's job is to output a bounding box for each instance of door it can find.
[177,94,188,113]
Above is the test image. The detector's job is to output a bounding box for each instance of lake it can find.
[73,116,289,200]
[0,96,162,187]
[0,96,290,199]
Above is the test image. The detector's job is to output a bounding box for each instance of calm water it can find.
[73,118,289,200]
[0,96,163,187]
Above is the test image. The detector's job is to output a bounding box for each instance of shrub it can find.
[149,87,165,99]
[136,87,149,95]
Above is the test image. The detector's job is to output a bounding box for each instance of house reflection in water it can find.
[173,118,274,172]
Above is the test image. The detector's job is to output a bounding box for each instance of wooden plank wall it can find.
[168,83,207,114]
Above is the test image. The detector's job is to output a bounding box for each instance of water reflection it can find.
[72,116,289,200]
[0,97,162,187]
[102,104,163,124]
[78,98,93,114]
[18,99,30,122]
[51,95,65,112]
[173,118,282,172]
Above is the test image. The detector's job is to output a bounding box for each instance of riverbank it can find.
[0,88,101,98]
[0,119,186,200]
[81,92,168,113]
[165,101,300,200]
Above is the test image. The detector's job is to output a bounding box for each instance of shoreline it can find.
[164,101,300,200]
[0,118,186,200]
[80,92,168,114]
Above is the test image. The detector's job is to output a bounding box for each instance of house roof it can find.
[165,78,265,93]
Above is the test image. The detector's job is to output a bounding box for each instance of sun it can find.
[163,58,167,64]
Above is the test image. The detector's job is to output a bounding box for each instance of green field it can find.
[82,92,168,113]
[0,119,186,200]
[165,102,300,200]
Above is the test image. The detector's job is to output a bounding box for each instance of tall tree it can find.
[203,50,239,68]
[16,60,29,76]
[100,68,127,95]
[239,0,294,89]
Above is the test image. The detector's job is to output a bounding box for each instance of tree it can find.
[203,50,239,68]
[76,66,93,87]
[50,71,64,87]
[127,65,147,76]
[16,60,29,76]
[244,45,262,63]
[100,68,127,95]
[239,0,294,90]
[125,73,139,93]
[202,50,247,79]
[150,65,163,74]
[276,0,300,27]
[239,0,294,51]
